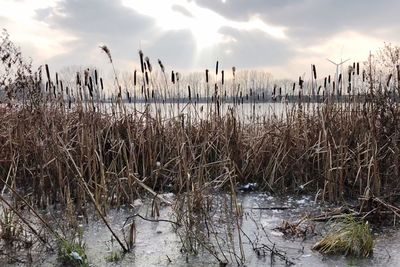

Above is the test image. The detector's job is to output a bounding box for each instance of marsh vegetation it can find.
[1,30,400,266]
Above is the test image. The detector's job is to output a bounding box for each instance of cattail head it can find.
[100,45,112,63]
[94,69,98,85]
[205,69,209,83]
[292,82,296,91]
[387,73,392,87]
[356,62,360,75]
[232,66,236,77]
[158,59,165,73]
[76,72,81,86]
[215,61,219,76]
[299,76,303,89]
[145,71,149,85]
[134,70,137,86]
[84,68,89,86]
[171,70,175,84]
[221,70,224,85]
[45,64,51,83]
[139,50,144,73]
[145,56,152,72]
[312,64,317,80]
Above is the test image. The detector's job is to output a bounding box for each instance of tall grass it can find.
[1,33,400,264]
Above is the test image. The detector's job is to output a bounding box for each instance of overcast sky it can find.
[1,0,399,79]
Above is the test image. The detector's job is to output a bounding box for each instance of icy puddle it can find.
[4,193,400,266]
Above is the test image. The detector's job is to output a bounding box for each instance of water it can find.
[90,101,325,122]
[9,193,398,267]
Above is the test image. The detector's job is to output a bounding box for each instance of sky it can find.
[1,0,400,79]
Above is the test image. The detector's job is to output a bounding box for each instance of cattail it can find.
[328,75,331,84]
[151,89,154,98]
[338,74,342,83]
[56,72,59,86]
[250,88,253,96]
[317,85,322,95]
[45,64,51,83]
[100,45,112,63]
[292,82,296,91]
[176,72,180,82]
[273,85,276,96]
[76,72,81,86]
[60,81,63,92]
[333,81,336,91]
[100,78,104,90]
[221,70,224,85]
[232,66,236,77]
[171,71,175,84]
[397,65,400,84]
[205,69,209,83]
[89,76,93,97]
[387,74,392,87]
[299,77,303,89]
[215,61,219,75]
[312,64,317,79]
[352,62,356,75]
[145,57,152,72]
[84,68,89,86]
[363,70,366,82]
[66,86,69,96]
[145,71,149,85]
[279,87,282,96]
[188,85,191,100]
[95,69,98,85]
[158,59,165,73]
[139,50,144,73]
[348,68,352,83]
[324,77,327,88]
[356,62,360,75]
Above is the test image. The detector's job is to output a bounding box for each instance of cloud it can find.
[193,0,400,42]
[195,27,294,70]
[0,0,395,79]
[34,0,155,69]
[171,5,194,18]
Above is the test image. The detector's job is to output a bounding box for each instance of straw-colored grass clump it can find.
[313,216,373,257]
